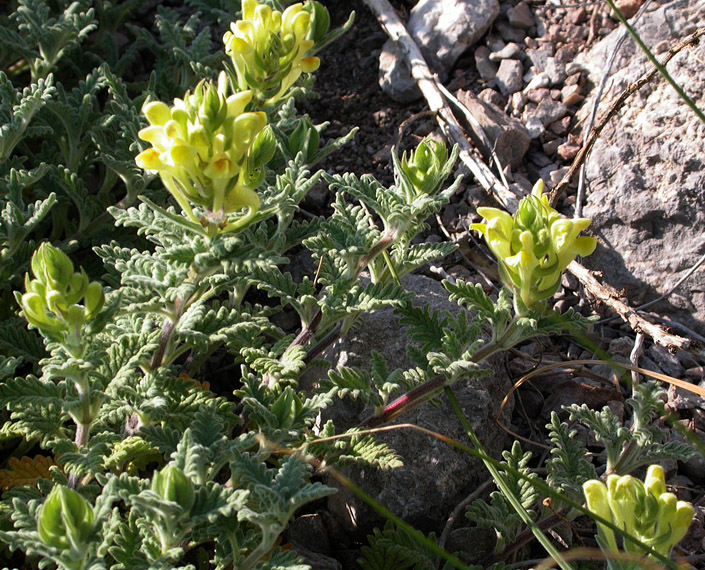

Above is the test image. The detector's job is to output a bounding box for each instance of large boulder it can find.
[579,0,705,335]
[312,274,511,536]
[379,0,500,102]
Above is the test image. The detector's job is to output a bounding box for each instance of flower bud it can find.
[152,465,195,513]
[38,486,94,552]
[583,479,618,552]
[400,138,449,196]
[303,1,330,43]
[32,243,74,291]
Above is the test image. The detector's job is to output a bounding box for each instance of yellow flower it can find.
[472,180,596,312]
[223,0,328,106]
[135,73,275,233]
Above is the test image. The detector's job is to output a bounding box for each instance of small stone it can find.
[479,87,505,108]
[538,163,559,182]
[511,91,526,112]
[557,142,580,161]
[550,116,572,136]
[524,116,545,139]
[549,166,570,185]
[507,1,534,29]
[544,57,567,85]
[526,88,551,104]
[565,62,584,75]
[534,99,568,125]
[543,138,562,155]
[550,89,562,101]
[648,344,684,378]
[496,21,527,43]
[526,47,553,72]
[523,72,550,91]
[555,46,576,63]
[474,46,498,81]
[372,144,393,164]
[495,59,524,95]
[611,0,643,19]
[564,72,583,86]
[561,84,584,106]
[489,42,522,61]
[486,35,506,52]
[568,7,588,25]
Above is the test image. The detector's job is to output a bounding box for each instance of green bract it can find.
[583,465,695,559]
[151,464,195,513]
[400,137,450,196]
[135,73,275,234]
[38,486,94,557]
[16,243,104,353]
[471,180,597,313]
[223,0,328,107]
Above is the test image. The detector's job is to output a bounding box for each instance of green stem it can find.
[444,386,574,570]
[604,0,705,125]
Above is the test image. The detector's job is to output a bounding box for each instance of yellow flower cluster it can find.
[135,74,274,233]
[583,466,694,559]
[223,0,326,106]
[471,180,596,312]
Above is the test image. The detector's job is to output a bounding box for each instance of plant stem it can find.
[444,386,574,570]
[604,0,705,125]
[68,372,95,489]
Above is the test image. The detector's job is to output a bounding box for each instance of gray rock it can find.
[526,47,554,72]
[530,99,568,125]
[457,89,531,167]
[496,20,526,43]
[379,0,500,102]
[544,57,567,85]
[494,59,524,95]
[489,41,522,61]
[475,45,498,81]
[580,0,705,335]
[524,116,545,139]
[379,42,422,103]
[523,72,550,91]
[507,1,534,29]
[320,274,511,536]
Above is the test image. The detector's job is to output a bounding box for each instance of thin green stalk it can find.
[444,386,574,570]
[605,0,705,125]
[324,463,473,570]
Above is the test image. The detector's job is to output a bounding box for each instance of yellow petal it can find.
[135,149,165,171]
[300,57,320,73]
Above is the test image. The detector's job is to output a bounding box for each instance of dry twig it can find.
[549,26,705,207]
[361,0,521,211]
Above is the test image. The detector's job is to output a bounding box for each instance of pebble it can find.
[533,99,568,125]
[543,139,562,155]
[549,166,570,185]
[555,46,576,63]
[511,91,526,112]
[525,116,545,139]
[557,142,580,161]
[526,88,551,103]
[523,72,550,91]
[561,84,584,107]
[508,1,535,30]
[474,46,498,81]
[526,47,554,72]
[495,59,524,95]
[565,62,584,75]
[568,6,588,25]
[489,42,522,61]
[486,35,506,52]
[479,87,505,108]
[550,116,571,136]
[496,21,527,44]
[544,57,567,85]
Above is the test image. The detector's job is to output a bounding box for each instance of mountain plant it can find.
[0,1,698,570]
